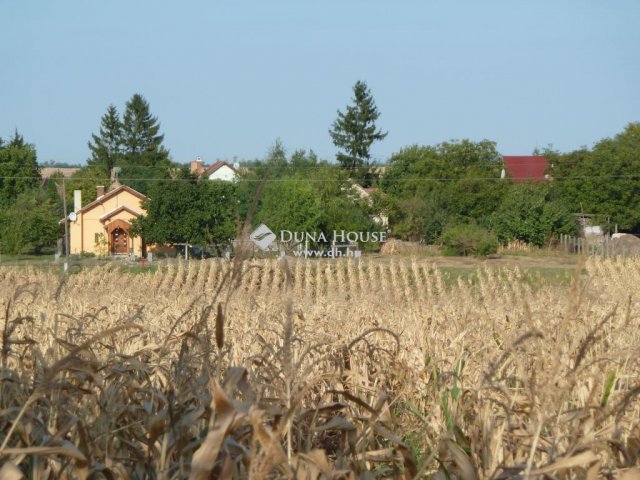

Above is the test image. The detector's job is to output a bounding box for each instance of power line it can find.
[3,174,640,183]
[37,160,563,170]
[35,158,632,174]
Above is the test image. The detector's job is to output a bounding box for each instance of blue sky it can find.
[1,0,638,165]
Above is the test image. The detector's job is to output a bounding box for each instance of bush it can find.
[440,223,498,256]
[0,190,61,255]
[70,252,96,259]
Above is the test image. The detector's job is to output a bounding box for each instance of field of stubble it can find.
[0,256,639,479]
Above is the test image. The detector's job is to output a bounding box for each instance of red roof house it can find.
[189,158,238,181]
[502,156,549,181]
[202,161,237,179]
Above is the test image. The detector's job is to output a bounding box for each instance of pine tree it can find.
[115,94,173,194]
[329,81,387,174]
[87,104,123,177]
[121,94,169,167]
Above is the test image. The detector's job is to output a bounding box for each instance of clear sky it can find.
[1,0,638,166]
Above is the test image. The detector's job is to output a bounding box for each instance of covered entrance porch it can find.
[99,205,146,257]
[106,219,133,255]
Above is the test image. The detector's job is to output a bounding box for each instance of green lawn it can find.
[439,265,575,289]
[0,253,579,287]
[0,253,158,274]
[0,253,56,266]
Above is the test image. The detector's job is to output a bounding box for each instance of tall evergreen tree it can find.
[329,81,387,176]
[87,104,123,177]
[121,94,170,167]
[118,94,172,194]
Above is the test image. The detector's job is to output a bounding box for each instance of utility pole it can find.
[62,177,69,274]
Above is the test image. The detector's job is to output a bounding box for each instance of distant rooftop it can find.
[502,156,548,181]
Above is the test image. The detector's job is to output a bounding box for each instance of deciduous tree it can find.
[132,170,238,251]
[381,140,506,242]
[0,131,40,206]
[0,189,61,254]
[256,178,322,236]
[240,142,377,241]
[548,122,640,231]
[490,183,575,246]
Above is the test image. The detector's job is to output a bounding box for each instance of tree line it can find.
[1,84,639,256]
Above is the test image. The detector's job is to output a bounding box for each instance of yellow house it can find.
[67,184,148,256]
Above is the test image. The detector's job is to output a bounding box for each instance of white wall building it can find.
[190,158,238,181]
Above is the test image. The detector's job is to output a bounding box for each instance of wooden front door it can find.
[111,227,129,255]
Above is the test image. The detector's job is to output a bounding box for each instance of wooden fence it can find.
[559,233,616,257]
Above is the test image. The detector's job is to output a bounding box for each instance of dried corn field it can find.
[1,256,639,479]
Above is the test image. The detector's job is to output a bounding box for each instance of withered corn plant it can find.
[0,256,639,479]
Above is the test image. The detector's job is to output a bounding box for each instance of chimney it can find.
[109,167,122,191]
[190,156,204,175]
[96,185,105,198]
[73,190,82,212]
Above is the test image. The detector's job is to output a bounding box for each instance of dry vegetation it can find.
[1,256,639,479]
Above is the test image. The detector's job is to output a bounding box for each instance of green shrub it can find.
[70,252,96,259]
[440,223,498,256]
[490,183,575,247]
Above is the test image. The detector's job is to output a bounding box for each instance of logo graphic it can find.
[250,224,277,251]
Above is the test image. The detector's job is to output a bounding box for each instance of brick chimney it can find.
[190,156,204,176]
[96,185,105,198]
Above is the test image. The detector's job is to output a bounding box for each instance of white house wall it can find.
[208,166,237,181]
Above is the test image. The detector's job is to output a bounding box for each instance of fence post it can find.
[611,235,615,257]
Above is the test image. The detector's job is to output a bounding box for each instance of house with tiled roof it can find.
[190,158,238,181]
[63,183,148,256]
